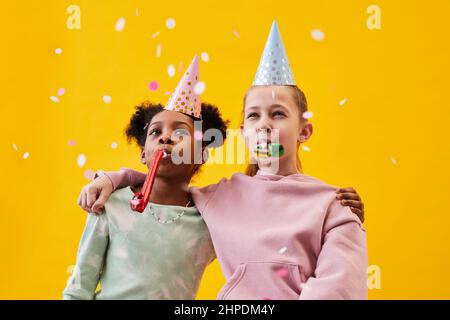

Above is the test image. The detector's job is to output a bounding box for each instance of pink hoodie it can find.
[106,169,368,300]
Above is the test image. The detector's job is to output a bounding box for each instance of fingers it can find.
[350,207,365,223]
[336,187,356,194]
[336,192,361,201]
[86,187,98,209]
[80,191,88,212]
[91,191,108,214]
[341,199,364,210]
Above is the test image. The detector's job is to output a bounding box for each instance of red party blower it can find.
[130,149,164,213]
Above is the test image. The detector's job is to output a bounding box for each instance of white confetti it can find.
[135,8,139,16]
[50,96,60,103]
[154,44,162,58]
[391,157,397,165]
[77,154,86,167]
[55,48,63,55]
[201,52,210,62]
[167,64,176,77]
[166,18,176,29]
[151,31,160,38]
[12,143,18,151]
[115,17,126,32]
[193,81,206,95]
[111,142,118,149]
[23,152,30,159]
[279,247,287,254]
[311,29,325,41]
[339,98,347,106]
[302,111,314,120]
[302,145,311,152]
[103,94,112,104]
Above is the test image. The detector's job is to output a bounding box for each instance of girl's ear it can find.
[140,148,146,164]
[298,122,313,144]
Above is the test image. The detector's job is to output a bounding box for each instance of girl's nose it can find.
[256,118,272,133]
[158,134,173,145]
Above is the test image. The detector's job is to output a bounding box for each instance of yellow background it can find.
[1,0,449,299]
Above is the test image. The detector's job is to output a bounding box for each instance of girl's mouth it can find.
[254,143,285,158]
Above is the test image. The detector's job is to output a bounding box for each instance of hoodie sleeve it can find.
[299,198,368,300]
[96,168,146,191]
[62,213,109,300]
[189,179,225,216]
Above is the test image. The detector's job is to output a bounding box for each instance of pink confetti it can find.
[68,140,76,147]
[23,152,30,159]
[164,91,171,95]
[57,88,66,96]
[275,267,289,278]
[232,29,241,39]
[148,81,159,91]
[84,169,95,180]
[194,131,203,141]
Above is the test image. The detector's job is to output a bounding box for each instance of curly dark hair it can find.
[125,100,229,174]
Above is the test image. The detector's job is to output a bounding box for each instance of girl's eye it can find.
[149,129,161,136]
[272,111,286,118]
[247,113,259,119]
[174,128,189,137]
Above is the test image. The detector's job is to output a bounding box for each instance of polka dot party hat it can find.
[165,55,202,119]
[253,21,296,86]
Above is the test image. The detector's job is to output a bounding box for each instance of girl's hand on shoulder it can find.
[336,187,365,223]
[77,175,114,214]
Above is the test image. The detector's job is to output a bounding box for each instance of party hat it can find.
[253,21,296,86]
[165,55,202,118]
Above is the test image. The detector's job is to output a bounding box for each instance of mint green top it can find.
[63,187,215,300]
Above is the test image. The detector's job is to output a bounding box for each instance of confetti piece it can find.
[167,64,176,77]
[279,247,287,254]
[179,61,183,71]
[68,140,76,147]
[66,265,75,274]
[55,48,63,54]
[156,44,162,57]
[103,94,112,104]
[23,152,30,159]
[57,88,66,96]
[232,29,241,39]
[111,142,118,149]
[151,31,160,38]
[201,52,210,62]
[194,131,203,141]
[275,267,289,278]
[193,81,206,95]
[148,81,159,91]
[311,29,325,41]
[77,154,86,167]
[339,98,347,106]
[302,111,314,120]
[84,169,95,180]
[302,145,311,152]
[271,90,275,99]
[12,143,18,151]
[391,157,397,165]
[115,17,126,32]
[164,91,171,95]
[50,96,60,103]
[135,8,139,16]
[166,18,176,29]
